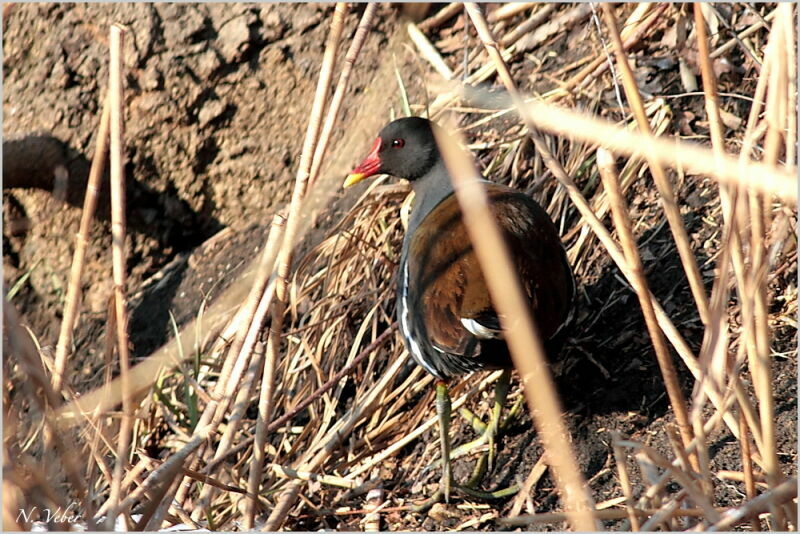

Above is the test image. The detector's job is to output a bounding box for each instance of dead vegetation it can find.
[3,3,797,531]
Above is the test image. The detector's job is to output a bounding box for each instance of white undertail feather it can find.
[460,317,502,339]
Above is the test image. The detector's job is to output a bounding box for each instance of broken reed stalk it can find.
[4,302,88,500]
[243,4,348,528]
[508,455,548,518]
[309,3,377,187]
[203,323,396,475]
[708,477,797,532]
[748,8,791,528]
[263,343,409,530]
[463,5,598,530]
[499,4,557,47]
[52,96,111,394]
[739,412,762,531]
[710,10,776,60]
[434,123,597,530]
[418,2,461,31]
[509,97,796,203]
[502,506,724,527]
[561,4,666,92]
[596,148,696,479]
[601,3,710,329]
[611,431,640,531]
[104,24,133,531]
[619,440,722,523]
[170,229,286,516]
[487,2,536,23]
[102,215,286,524]
[191,346,265,518]
[407,21,455,81]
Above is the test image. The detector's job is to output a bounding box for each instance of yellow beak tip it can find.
[343,173,365,188]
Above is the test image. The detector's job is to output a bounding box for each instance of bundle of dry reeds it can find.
[4,3,796,532]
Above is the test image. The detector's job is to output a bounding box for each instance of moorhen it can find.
[344,117,575,502]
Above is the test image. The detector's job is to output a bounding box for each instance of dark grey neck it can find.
[405,158,453,238]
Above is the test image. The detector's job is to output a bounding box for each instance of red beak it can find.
[344,137,382,188]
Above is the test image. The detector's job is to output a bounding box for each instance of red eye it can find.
[391,138,405,148]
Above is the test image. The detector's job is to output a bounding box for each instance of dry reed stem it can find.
[104,24,133,531]
[4,303,88,500]
[211,213,285,412]
[263,343,409,530]
[739,412,762,531]
[602,3,710,328]
[560,4,666,93]
[191,343,265,520]
[620,440,722,523]
[747,9,791,529]
[694,3,736,227]
[783,11,796,168]
[309,3,378,187]
[271,464,359,490]
[611,431,640,531]
[487,2,536,23]
[596,147,696,466]
[418,2,461,32]
[502,506,725,527]
[407,22,454,81]
[508,97,796,203]
[465,6,600,528]
[499,4,557,48]
[707,477,797,532]
[52,96,111,394]
[244,5,347,528]
[710,10,776,60]
[508,455,548,518]
[435,112,597,534]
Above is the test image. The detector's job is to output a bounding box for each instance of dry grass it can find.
[3,3,796,532]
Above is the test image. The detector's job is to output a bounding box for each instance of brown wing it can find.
[406,184,573,359]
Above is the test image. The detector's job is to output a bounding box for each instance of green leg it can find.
[435,379,453,503]
[416,372,518,510]
[487,369,510,471]
[449,370,511,467]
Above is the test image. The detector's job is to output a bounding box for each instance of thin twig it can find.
[502,96,796,203]
[417,2,461,32]
[708,478,797,532]
[309,3,378,187]
[407,22,454,81]
[53,96,111,394]
[105,24,133,531]
[502,506,725,527]
[597,147,695,473]
[602,3,710,330]
[611,431,640,531]
[461,6,598,529]
[244,5,348,528]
